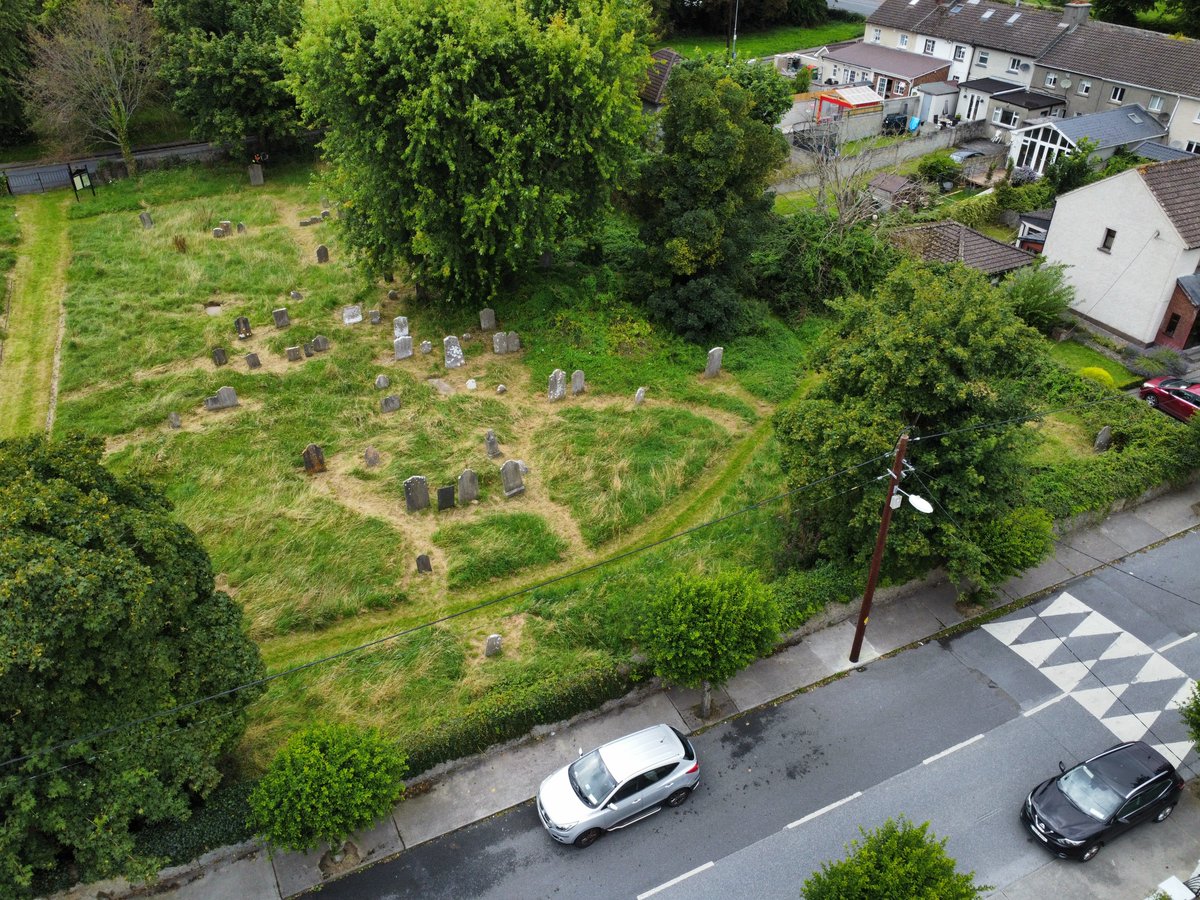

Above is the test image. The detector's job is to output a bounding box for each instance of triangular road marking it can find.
[1134,655,1186,684]
[1152,742,1195,767]
[1069,611,1122,637]
[1098,632,1152,661]
[1102,714,1152,743]
[1013,638,1061,669]
[1167,680,1197,710]
[1040,661,1090,693]
[1071,684,1126,718]
[983,617,1036,647]
[1041,592,1090,617]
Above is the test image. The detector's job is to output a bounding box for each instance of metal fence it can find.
[4,166,78,195]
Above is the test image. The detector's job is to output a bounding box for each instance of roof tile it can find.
[889,221,1036,275]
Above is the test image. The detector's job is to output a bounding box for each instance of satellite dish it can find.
[1020,62,1031,72]
[1061,78,1072,88]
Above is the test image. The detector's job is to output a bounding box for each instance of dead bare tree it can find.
[806,124,892,233]
[22,0,161,175]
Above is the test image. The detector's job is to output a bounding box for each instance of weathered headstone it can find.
[443,336,464,369]
[204,386,239,411]
[369,310,381,325]
[466,379,477,390]
[492,332,509,354]
[404,475,430,512]
[393,316,409,338]
[458,469,479,503]
[235,316,252,339]
[220,220,233,236]
[289,290,303,301]
[364,446,381,468]
[273,308,290,328]
[321,196,330,210]
[342,305,363,325]
[571,370,585,395]
[138,212,153,229]
[461,333,472,343]
[500,459,525,497]
[416,554,433,574]
[485,429,501,458]
[420,340,432,354]
[496,384,507,394]
[387,289,400,302]
[167,412,182,429]
[485,634,503,657]
[212,227,224,239]
[394,336,413,360]
[634,386,646,405]
[248,163,264,186]
[480,308,497,330]
[506,331,521,351]
[245,353,261,369]
[313,334,330,352]
[303,342,314,357]
[302,443,326,474]
[374,374,390,390]
[704,346,724,378]
[515,460,530,475]
[286,346,302,361]
[437,485,456,511]
[316,245,329,264]
[1094,425,1113,452]
[321,210,330,220]
[212,347,228,366]
[381,395,400,413]
[236,222,246,234]
[548,368,566,401]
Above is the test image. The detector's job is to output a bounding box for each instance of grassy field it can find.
[1048,339,1140,388]
[660,21,864,59]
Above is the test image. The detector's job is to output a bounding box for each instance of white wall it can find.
[1167,96,1200,151]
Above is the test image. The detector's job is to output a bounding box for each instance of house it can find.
[1008,104,1167,175]
[1041,155,1200,348]
[803,40,949,99]
[1017,207,1054,253]
[869,173,926,211]
[640,48,682,112]
[889,220,1037,279]
[914,80,960,124]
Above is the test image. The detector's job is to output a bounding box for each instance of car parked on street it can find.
[1139,376,1200,422]
[1021,741,1184,862]
[536,723,699,848]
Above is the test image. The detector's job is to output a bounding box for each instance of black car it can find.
[1021,741,1184,862]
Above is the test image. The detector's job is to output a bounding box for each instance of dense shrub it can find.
[925,192,999,229]
[134,780,255,866]
[771,562,863,631]
[1001,263,1073,335]
[1079,367,1115,388]
[964,506,1055,593]
[993,179,1054,213]
[1181,683,1200,748]
[915,153,962,185]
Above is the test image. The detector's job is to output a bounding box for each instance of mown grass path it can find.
[0,193,69,438]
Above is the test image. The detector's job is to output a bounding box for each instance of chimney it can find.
[1062,2,1091,28]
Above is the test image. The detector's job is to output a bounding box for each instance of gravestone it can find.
[437,485,455,511]
[480,308,497,330]
[316,245,329,264]
[303,342,314,357]
[220,220,233,236]
[364,446,381,468]
[313,335,331,352]
[485,429,501,458]
[1094,425,1113,452]
[704,347,724,378]
[236,222,246,234]
[571,370,585,395]
[374,374,390,390]
[212,347,228,366]
[321,197,329,210]
[321,210,330,220]
[458,469,479,503]
[286,346,302,361]
[342,305,363,325]
[167,412,181,429]
[466,379,477,390]
[515,460,530,475]
[273,308,290,328]
[235,316,252,339]
[302,443,326,474]
[369,310,381,325]
[500,459,525,497]
[443,336,464,369]
[635,387,646,405]
[416,554,433,574]
[299,218,311,227]
[496,384,507,394]
[420,340,432,354]
[492,332,508,354]
[204,386,239,411]
[404,475,430,512]
[506,331,521,351]
[139,212,153,229]
[548,369,566,401]
[248,163,264,186]
[245,353,261,369]
[461,333,472,343]
[393,316,409,338]
[381,395,400,413]
[485,634,502,657]
[394,337,413,360]
[212,227,224,239]
[289,290,303,301]
[387,289,400,301]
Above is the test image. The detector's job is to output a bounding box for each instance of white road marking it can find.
[922,734,983,765]
[786,791,862,829]
[1023,693,1067,717]
[1158,633,1197,654]
[637,861,715,899]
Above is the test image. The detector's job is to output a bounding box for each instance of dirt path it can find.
[0,193,69,439]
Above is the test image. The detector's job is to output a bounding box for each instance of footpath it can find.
[55,481,1200,900]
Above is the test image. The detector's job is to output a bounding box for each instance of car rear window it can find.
[669,726,695,761]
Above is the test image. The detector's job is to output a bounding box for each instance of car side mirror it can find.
[1058,761,1066,774]
[578,748,583,758]
[607,803,618,811]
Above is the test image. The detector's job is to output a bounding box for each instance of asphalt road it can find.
[315,530,1200,899]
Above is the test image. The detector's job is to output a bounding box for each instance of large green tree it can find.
[156,0,303,151]
[0,434,265,892]
[774,261,1054,592]
[0,0,38,146]
[285,0,651,305]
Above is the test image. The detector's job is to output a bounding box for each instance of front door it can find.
[966,93,982,119]
[877,75,892,97]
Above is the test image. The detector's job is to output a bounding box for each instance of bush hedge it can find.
[132,779,256,868]
[771,562,863,631]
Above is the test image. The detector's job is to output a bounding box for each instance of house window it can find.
[873,28,882,42]
[1008,57,1021,72]
[977,51,990,67]
[1186,140,1200,153]
[899,34,909,48]
[1100,228,1117,252]
[1078,79,1091,96]
[1165,313,1182,337]
[1110,86,1126,103]
[1148,95,1163,112]
[831,65,839,81]
[924,38,936,54]
[992,107,1020,127]
[1044,73,1057,88]
[954,45,966,61]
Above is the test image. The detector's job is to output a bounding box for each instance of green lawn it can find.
[660,21,864,60]
[1048,339,1140,388]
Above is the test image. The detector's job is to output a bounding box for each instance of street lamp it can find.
[728,0,741,61]
[848,433,932,664]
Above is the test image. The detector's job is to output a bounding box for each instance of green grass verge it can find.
[1048,339,1139,388]
[660,21,864,59]
[433,512,569,590]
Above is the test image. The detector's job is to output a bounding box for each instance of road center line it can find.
[786,791,863,829]
[1023,693,1067,717]
[923,734,983,765]
[1157,633,1197,653]
[637,861,715,899]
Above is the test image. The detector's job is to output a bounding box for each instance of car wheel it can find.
[1080,843,1102,862]
[665,788,692,808]
[1155,804,1175,822]
[574,828,602,849]
[1146,395,1159,408]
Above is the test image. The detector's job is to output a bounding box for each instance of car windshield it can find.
[1058,764,1123,820]
[568,750,617,808]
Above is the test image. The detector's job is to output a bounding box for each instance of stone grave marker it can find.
[458,469,479,503]
[248,163,264,186]
[394,337,413,360]
[1094,425,1113,452]
[303,342,315,357]
[289,290,302,301]
[369,310,381,325]
[299,218,311,227]
[364,446,381,468]
[704,347,724,378]
[212,347,228,366]
[321,196,330,210]
[492,332,508,354]
[437,485,455,511]
[220,220,233,236]
[420,340,432,354]
[302,443,326,474]
[313,335,331,352]
[416,554,432,574]
[466,379,477,390]
[321,210,330,220]
[548,369,566,401]
[286,346,302,361]
[485,634,502,657]
[342,305,363,325]
[507,331,520,351]
[138,212,153,229]
[635,387,646,405]
[461,333,472,343]
[443,336,465,369]
[496,384,507,394]
[316,245,329,264]
[404,475,430,512]
[393,316,409,338]
[387,289,400,301]
[204,386,239,411]
[167,412,181,429]
[245,353,261,369]
[381,395,400,413]
[500,459,525,497]
[374,374,390,390]
[515,459,530,475]
[480,308,497,330]
[485,429,501,458]
[212,227,224,239]
[273,308,290,328]
[571,370,585,395]
[235,316,252,339]
[236,222,246,234]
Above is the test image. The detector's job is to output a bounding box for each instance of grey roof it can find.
[870,173,920,194]
[641,48,682,106]
[992,88,1065,110]
[1019,206,1055,230]
[823,41,951,80]
[1140,155,1200,248]
[919,80,961,95]
[1050,104,1166,151]
[1178,274,1200,307]
[1038,19,1200,100]
[888,221,1036,276]
[867,0,1069,57]
[958,76,1025,94]
[1133,141,1197,162]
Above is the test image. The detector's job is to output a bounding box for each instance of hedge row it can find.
[770,561,863,632]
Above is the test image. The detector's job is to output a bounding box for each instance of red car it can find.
[1140,376,1200,422]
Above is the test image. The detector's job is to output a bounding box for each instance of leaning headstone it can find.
[212,347,228,366]
[316,245,329,264]
[381,395,400,413]
[289,290,303,301]
[420,340,432,354]
[404,475,430,512]
[342,305,363,325]
[443,336,464,369]
[235,316,252,339]
[248,163,264,186]
[458,469,479,503]
[571,370,585,395]
[167,412,182,429]
[212,227,224,239]
[496,384,507,394]
[437,485,455,511]
[286,346,302,361]
[363,446,381,468]
[204,386,239,411]
[492,332,509,354]
[466,379,477,390]
[485,634,503,657]
[634,386,646,405]
[369,310,381,325]
[416,554,433,574]
[485,430,501,458]
[303,342,314,357]
[245,353,261,369]
[480,308,497,330]
[506,331,520,351]
[138,212,153,229]
[500,459,525,497]
[394,337,413,360]
[393,316,409,338]
[704,347,724,378]
[236,222,246,234]
[312,334,330,352]
[387,289,400,302]
[302,443,326,474]
[273,308,290,328]
[548,368,566,401]
[1094,425,1113,453]
[220,220,233,236]
[374,374,390,390]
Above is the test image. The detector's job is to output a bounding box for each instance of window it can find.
[977,51,989,67]
[954,44,966,61]
[1078,79,1091,96]
[873,28,881,42]
[1100,228,1117,251]
[1193,108,1200,123]
[992,107,1020,127]
[1187,140,1200,154]
[1110,86,1126,103]
[1148,95,1163,112]
[899,34,909,48]
[1165,313,1182,337]
[1044,73,1057,88]
[923,38,936,54]
[831,65,839,81]
[1008,57,1021,73]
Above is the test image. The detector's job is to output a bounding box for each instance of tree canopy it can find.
[286,0,651,305]
[0,0,38,146]
[0,434,265,892]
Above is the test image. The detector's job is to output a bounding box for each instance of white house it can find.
[1008,104,1166,174]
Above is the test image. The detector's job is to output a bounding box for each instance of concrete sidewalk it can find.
[56,481,1200,900]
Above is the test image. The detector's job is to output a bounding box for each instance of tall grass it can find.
[433,512,569,589]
